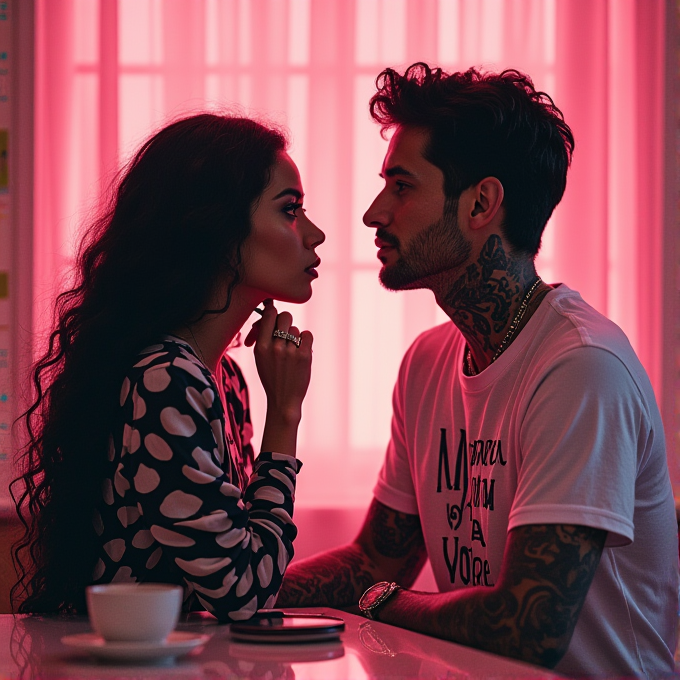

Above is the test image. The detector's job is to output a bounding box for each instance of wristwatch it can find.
[359,581,401,621]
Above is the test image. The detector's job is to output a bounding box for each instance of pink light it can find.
[30,0,672,510]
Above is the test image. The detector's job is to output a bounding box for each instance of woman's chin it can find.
[272,287,314,305]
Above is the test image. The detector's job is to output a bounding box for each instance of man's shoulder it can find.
[538,285,657,408]
[541,285,634,358]
[547,283,613,328]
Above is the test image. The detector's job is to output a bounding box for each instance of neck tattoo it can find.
[466,276,542,376]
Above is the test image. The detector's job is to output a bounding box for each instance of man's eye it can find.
[284,203,305,217]
[395,182,409,194]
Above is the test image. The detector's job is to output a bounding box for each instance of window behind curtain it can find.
[34,0,671,507]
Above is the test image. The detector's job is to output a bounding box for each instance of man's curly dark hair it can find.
[369,63,575,256]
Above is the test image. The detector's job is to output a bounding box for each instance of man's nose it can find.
[363,194,389,229]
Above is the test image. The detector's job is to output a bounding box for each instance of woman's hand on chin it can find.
[244,300,313,455]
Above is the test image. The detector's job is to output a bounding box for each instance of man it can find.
[276,64,678,677]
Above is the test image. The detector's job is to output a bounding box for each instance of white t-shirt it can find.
[374,285,678,678]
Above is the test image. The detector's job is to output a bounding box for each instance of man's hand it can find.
[377,523,607,669]
[276,499,427,607]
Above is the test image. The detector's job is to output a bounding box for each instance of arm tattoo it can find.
[440,524,607,667]
[366,499,424,559]
[395,547,428,586]
[381,524,605,669]
[360,499,427,587]
[276,544,376,608]
[277,500,426,607]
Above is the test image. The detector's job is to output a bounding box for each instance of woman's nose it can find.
[304,216,325,248]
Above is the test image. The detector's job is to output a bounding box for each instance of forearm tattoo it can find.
[440,524,606,667]
[276,544,376,608]
[363,499,427,587]
[366,499,425,559]
[384,524,606,669]
[277,500,426,607]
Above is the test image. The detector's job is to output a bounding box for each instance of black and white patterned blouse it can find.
[92,336,301,622]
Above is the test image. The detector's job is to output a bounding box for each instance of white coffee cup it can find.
[86,583,183,643]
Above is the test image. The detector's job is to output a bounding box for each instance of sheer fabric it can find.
[33,0,670,505]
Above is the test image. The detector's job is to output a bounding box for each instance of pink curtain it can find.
[33,0,673,505]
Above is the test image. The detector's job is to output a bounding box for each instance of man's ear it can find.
[467,177,504,230]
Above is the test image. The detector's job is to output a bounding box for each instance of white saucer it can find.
[61,631,210,662]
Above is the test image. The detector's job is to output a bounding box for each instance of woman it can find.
[11,114,325,621]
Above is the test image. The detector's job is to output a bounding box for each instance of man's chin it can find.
[379,266,423,292]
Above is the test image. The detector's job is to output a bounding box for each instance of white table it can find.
[0,608,565,679]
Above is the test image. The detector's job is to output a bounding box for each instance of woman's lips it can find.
[305,258,321,278]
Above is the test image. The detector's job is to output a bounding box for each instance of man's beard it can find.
[378,201,472,291]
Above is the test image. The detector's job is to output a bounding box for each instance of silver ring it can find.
[272,330,301,347]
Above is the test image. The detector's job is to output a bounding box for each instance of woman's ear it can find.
[468,177,504,230]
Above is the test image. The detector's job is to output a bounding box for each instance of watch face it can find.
[362,583,389,608]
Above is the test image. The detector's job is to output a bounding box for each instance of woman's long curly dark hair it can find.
[10,113,287,614]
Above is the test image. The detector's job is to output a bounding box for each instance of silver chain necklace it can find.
[466,276,542,376]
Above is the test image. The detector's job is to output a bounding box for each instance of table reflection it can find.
[0,609,562,680]
[6,615,347,680]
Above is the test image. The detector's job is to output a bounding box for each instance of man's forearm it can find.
[276,544,378,608]
[376,524,606,669]
[378,585,566,668]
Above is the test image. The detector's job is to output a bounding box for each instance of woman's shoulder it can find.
[119,337,215,404]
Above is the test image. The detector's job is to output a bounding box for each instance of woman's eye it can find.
[284,203,305,217]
